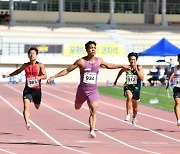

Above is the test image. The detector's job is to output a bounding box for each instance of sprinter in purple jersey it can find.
[47,41,130,138]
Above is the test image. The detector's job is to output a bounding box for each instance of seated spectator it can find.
[4,11,10,25]
[159,66,169,85]
[0,11,4,24]
[148,66,161,86]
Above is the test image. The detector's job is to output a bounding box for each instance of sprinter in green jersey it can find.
[114,52,144,125]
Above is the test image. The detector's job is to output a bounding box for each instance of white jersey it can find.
[174,65,180,87]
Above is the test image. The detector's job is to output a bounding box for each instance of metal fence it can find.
[64,1,143,13]
[0,0,180,14]
[0,42,25,56]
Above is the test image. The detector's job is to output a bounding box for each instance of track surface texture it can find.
[0,83,179,154]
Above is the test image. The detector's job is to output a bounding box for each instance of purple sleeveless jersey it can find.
[75,56,99,104]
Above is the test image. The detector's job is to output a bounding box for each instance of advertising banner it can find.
[63,43,125,57]
[25,44,62,53]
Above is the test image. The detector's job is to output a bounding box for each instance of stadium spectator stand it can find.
[1,25,179,85]
[117,29,180,53]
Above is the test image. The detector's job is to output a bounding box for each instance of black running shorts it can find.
[173,87,180,99]
[23,86,42,104]
[124,86,140,100]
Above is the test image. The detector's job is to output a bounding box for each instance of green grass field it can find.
[98,85,174,111]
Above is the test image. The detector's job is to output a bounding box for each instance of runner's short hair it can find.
[178,54,180,59]
[128,52,138,60]
[85,41,96,50]
[28,47,38,55]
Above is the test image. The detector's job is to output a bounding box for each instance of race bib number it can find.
[174,78,180,87]
[27,77,39,88]
[127,75,137,85]
[83,72,96,84]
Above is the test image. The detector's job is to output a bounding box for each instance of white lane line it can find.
[0,90,90,154]
[6,85,159,154]
[0,148,16,154]
[0,101,17,154]
[42,101,159,154]
[42,88,180,143]
[98,100,176,124]
[97,110,180,143]
[46,85,176,124]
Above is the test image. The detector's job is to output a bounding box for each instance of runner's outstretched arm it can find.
[47,60,79,83]
[166,67,174,90]
[2,64,26,78]
[114,69,125,85]
[99,57,129,69]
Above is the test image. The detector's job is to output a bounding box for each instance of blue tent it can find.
[139,38,180,56]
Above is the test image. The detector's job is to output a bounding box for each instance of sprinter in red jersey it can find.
[3,48,47,130]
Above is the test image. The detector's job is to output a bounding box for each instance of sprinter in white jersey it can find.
[166,54,180,126]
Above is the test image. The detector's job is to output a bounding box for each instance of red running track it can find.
[0,83,179,154]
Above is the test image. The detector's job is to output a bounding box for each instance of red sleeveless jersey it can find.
[25,62,41,89]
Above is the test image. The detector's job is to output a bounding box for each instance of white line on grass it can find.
[113,86,173,98]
